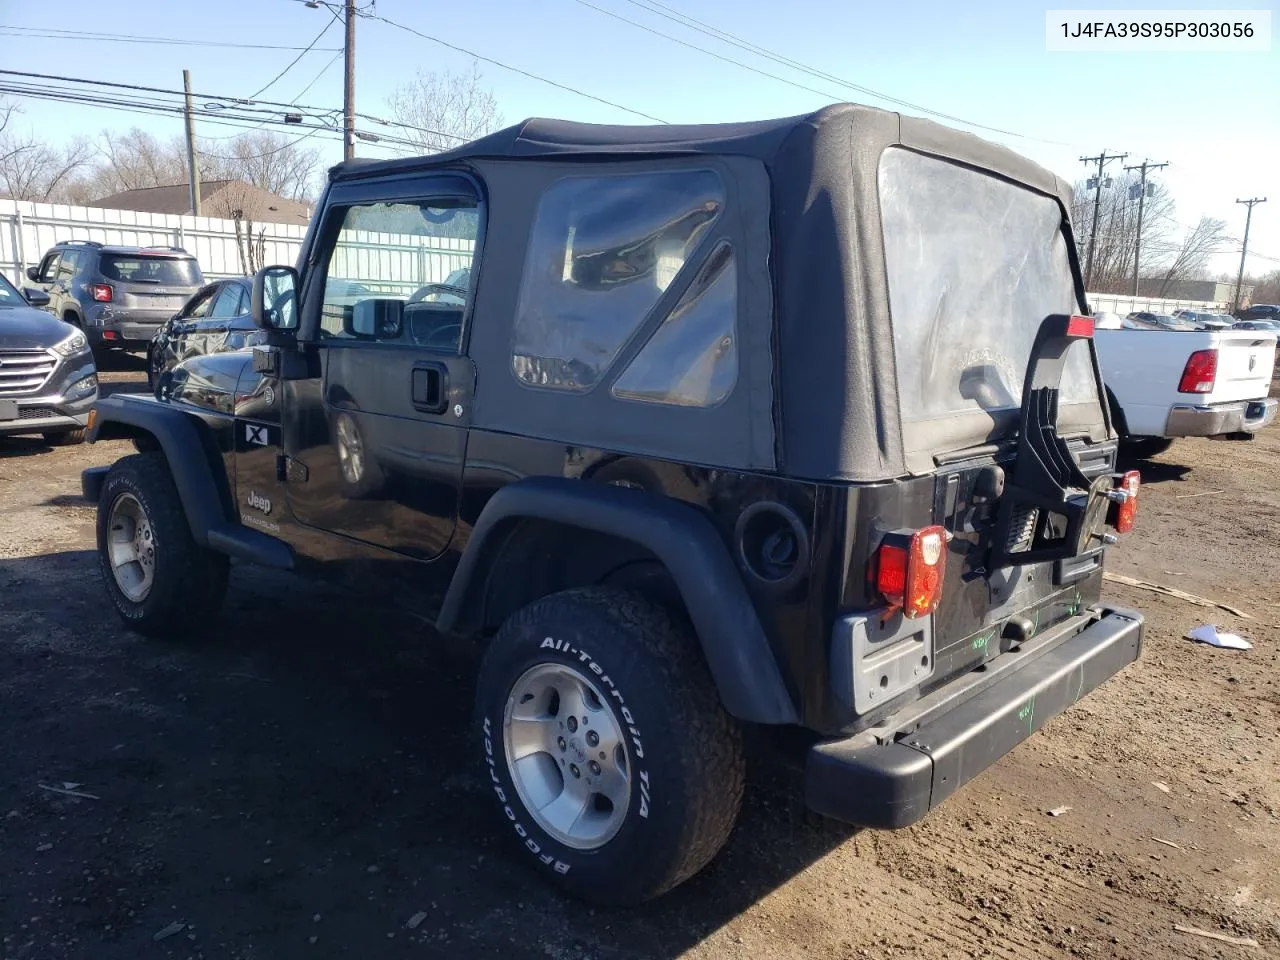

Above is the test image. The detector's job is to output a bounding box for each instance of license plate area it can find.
[0,399,17,421]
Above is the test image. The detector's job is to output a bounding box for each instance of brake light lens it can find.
[876,525,948,619]
[1115,470,1140,533]
[90,283,113,302]
[1178,348,1217,393]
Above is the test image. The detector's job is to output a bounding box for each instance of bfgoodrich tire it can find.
[96,452,229,638]
[475,586,745,904]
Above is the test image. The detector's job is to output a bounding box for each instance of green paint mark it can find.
[971,630,995,652]
[1030,608,1041,638]
[1017,695,1037,734]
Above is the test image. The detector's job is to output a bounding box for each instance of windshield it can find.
[100,255,203,285]
[0,272,22,307]
[879,148,1103,462]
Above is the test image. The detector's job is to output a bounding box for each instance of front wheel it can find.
[475,587,745,904]
[96,452,229,637]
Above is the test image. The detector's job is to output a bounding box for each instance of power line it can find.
[200,50,343,140]
[247,7,341,100]
[367,12,668,123]
[0,68,343,115]
[578,0,1070,145]
[0,25,342,51]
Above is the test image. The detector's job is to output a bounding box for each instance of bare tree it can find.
[0,100,92,202]
[200,131,320,203]
[387,64,502,154]
[1241,269,1280,306]
[201,179,270,274]
[1071,170,1174,293]
[91,127,188,194]
[1148,217,1228,296]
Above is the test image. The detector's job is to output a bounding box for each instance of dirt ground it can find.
[2,358,1278,960]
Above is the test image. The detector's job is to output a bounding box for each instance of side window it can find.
[185,288,217,319]
[55,251,79,280]
[316,198,479,352]
[38,253,60,282]
[612,243,738,407]
[210,284,245,318]
[511,169,724,392]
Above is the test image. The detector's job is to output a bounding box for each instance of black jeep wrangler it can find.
[82,105,1144,905]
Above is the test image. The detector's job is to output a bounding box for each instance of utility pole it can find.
[343,0,356,161]
[182,69,202,216]
[1123,159,1167,296]
[1233,197,1267,311]
[1080,150,1127,291]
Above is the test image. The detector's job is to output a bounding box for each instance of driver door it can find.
[280,175,480,560]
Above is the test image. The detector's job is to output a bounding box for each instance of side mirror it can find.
[251,265,300,331]
[342,298,402,340]
[26,266,40,282]
[23,287,51,307]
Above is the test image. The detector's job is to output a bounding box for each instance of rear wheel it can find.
[96,452,228,637]
[475,587,745,904]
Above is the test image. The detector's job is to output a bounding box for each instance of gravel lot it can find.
[2,358,1277,960]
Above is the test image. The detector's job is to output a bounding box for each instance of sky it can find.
[1,0,1276,276]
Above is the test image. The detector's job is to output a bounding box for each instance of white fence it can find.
[0,198,308,285]
[1086,291,1228,314]
[0,198,473,295]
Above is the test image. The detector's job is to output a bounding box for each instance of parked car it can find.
[1126,311,1196,331]
[1234,318,1280,333]
[81,105,1145,905]
[147,277,260,389]
[27,241,205,356]
[1092,310,1125,329]
[1096,325,1278,457]
[1234,303,1280,322]
[0,270,99,444]
[1173,309,1232,331]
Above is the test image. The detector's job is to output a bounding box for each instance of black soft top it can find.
[331,103,1073,212]
[328,104,1086,482]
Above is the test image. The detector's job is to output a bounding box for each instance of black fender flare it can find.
[85,395,293,569]
[437,476,799,725]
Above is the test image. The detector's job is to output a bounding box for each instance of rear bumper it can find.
[1164,398,1277,437]
[805,606,1143,828]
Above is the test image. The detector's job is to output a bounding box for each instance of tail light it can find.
[1177,349,1217,393]
[90,283,113,302]
[875,525,948,619]
[1113,470,1140,533]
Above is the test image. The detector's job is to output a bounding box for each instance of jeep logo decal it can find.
[246,490,272,515]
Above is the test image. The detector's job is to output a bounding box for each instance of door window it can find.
[315,199,479,353]
[210,284,246,318]
[55,251,80,280]
[37,254,59,282]
[184,288,217,319]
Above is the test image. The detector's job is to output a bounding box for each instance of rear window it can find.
[99,255,203,286]
[879,148,1103,462]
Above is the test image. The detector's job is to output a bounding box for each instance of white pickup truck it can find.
[1094,325,1278,456]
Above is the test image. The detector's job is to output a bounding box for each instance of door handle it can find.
[411,363,448,414]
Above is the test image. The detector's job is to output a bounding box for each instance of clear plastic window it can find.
[612,243,738,407]
[879,149,1101,449]
[512,169,724,392]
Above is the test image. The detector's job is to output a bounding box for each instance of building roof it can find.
[86,180,311,224]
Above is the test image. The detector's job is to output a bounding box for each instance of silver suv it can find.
[27,241,205,355]
[0,271,98,444]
